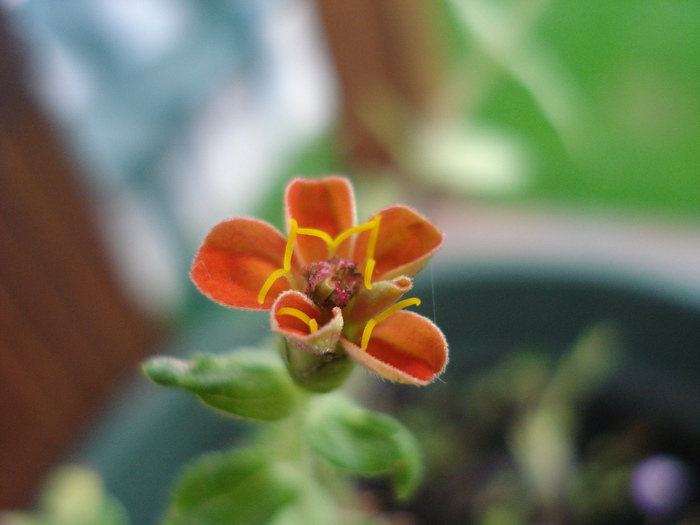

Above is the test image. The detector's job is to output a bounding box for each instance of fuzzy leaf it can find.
[164,449,300,525]
[143,349,299,421]
[304,394,423,499]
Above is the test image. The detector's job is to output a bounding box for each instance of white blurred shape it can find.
[0,0,28,9]
[173,0,336,243]
[101,190,184,317]
[34,38,95,118]
[92,0,192,64]
[630,455,692,517]
[261,0,336,137]
[412,122,530,196]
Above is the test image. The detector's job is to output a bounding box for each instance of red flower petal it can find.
[271,290,343,355]
[342,276,413,333]
[353,205,443,282]
[285,176,356,265]
[341,311,448,385]
[190,218,291,310]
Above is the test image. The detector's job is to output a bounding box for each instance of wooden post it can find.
[313,0,443,172]
[0,16,160,508]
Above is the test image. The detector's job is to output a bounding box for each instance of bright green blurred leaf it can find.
[304,394,423,500]
[163,448,300,525]
[0,465,129,525]
[143,349,300,421]
[264,477,337,525]
[410,120,531,197]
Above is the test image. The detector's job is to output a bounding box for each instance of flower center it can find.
[304,257,362,309]
[257,216,382,305]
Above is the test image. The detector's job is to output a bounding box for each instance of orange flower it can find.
[191,176,448,386]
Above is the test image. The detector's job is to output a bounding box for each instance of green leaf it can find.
[264,478,337,525]
[0,465,130,525]
[143,349,300,421]
[164,448,300,525]
[304,394,423,500]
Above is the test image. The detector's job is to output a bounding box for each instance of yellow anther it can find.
[363,259,376,290]
[330,219,377,252]
[360,297,421,350]
[277,307,318,333]
[283,219,299,269]
[360,319,377,352]
[365,215,381,262]
[259,215,382,303]
[295,226,334,246]
[258,220,299,304]
[363,215,381,289]
[258,268,288,304]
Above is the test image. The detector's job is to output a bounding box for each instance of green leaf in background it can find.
[304,394,423,500]
[0,465,129,525]
[163,448,300,525]
[143,348,300,421]
[263,478,337,525]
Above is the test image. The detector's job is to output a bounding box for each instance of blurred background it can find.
[1,0,699,523]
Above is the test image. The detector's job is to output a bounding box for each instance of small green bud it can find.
[280,339,354,393]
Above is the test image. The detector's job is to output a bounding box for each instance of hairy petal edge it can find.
[191,218,291,310]
[340,310,448,385]
[342,276,413,335]
[354,205,443,283]
[285,176,356,264]
[271,291,343,355]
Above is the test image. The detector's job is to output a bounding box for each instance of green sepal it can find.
[281,341,354,393]
[304,394,423,500]
[163,448,300,525]
[143,348,300,421]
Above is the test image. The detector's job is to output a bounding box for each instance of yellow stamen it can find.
[258,215,383,302]
[258,268,288,304]
[363,260,376,290]
[295,226,334,246]
[258,220,298,304]
[365,215,381,262]
[363,215,381,289]
[330,219,377,253]
[360,297,421,350]
[360,320,377,352]
[277,307,318,333]
[284,219,299,269]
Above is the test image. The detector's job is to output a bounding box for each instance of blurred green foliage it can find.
[279,1,699,217]
[439,0,700,214]
[0,466,129,525]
